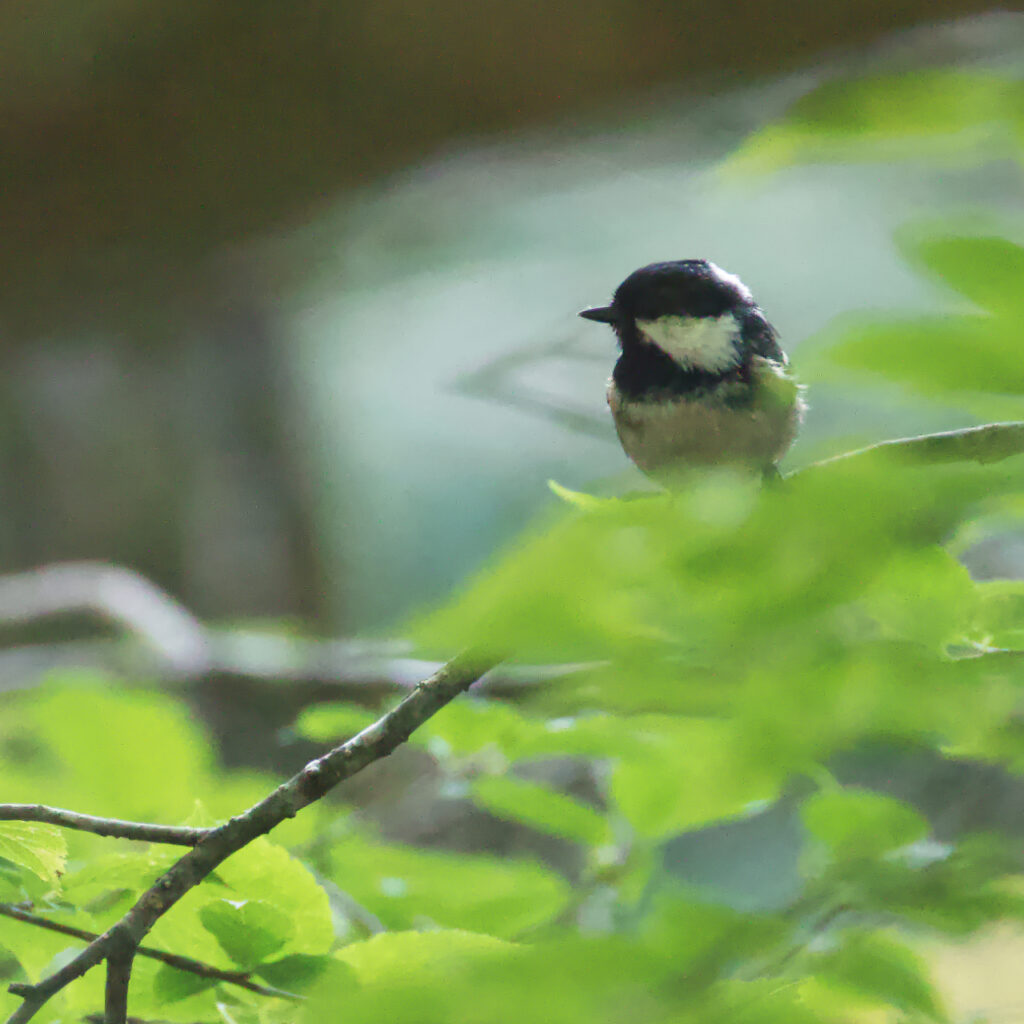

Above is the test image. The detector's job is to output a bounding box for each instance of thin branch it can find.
[5,650,497,1023]
[0,904,297,1001]
[103,945,133,1024]
[801,420,1024,471]
[0,807,209,846]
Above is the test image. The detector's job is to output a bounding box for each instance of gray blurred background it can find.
[2,1,1021,635]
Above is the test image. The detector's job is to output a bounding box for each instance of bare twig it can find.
[0,807,209,846]
[801,421,1024,471]
[0,904,297,1001]
[103,944,133,1024]
[5,651,497,1023]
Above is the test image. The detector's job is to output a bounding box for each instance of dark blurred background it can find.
[2,0,1019,633]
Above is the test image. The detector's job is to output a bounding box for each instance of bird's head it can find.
[579,259,770,374]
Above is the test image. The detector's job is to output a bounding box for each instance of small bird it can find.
[579,259,803,481]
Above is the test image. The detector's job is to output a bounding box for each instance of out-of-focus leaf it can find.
[327,833,570,937]
[900,232,1024,318]
[293,703,378,743]
[972,580,1024,650]
[419,701,646,761]
[611,717,784,838]
[821,316,1024,396]
[726,71,1017,175]
[0,684,217,828]
[814,931,946,1020]
[337,930,513,986]
[861,547,976,650]
[412,458,1024,671]
[643,895,789,974]
[0,822,66,883]
[547,479,616,511]
[199,898,294,969]
[801,788,928,861]
[306,933,673,1024]
[471,775,609,846]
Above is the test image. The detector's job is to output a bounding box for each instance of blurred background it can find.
[2,5,1024,1018]
[1,1,1020,631]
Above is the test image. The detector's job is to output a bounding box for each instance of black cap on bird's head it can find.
[579,259,755,328]
[579,259,785,376]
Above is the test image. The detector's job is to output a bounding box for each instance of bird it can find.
[579,259,803,482]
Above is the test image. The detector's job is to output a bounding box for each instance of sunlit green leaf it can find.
[337,930,513,985]
[293,703,378,743]
[471,775,609,846]
[210,838,334,957]
[861,547,977,650]
[972,580,1024,650]
[306,933,675,1024]
[801,788,928,861]
[726,72,1017,175]
[200,898,294,969]
[814,930,946,1020]
[152,964,216,1003]
[256,953,335,991]
[547,479,615,510]
[821,316,1024,396]
[327,833,570,937]
[611,717,784,838]
[899,231,1024,318]
[0,822,66,883]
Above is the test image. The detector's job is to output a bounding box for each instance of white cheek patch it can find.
[636,313,741,373]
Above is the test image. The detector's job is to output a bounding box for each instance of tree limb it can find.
[5,650,497,1023]
[0,807,209,846]
[801,420,1024,470]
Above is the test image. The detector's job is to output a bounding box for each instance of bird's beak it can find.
[578,305,617,324]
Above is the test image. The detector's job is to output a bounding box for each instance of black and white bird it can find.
[579,259,803,481]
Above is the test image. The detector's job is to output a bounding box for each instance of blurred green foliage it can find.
[3,66,1024,1023]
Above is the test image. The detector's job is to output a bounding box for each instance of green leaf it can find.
[306,933,673,1024]
[801,788,929,861]
[419,701,646,762]
[256,953,334,991]
[611,717,783,838]
[293,703,378,743]
[972,580,1024,650]
[151,964,217,1003]
[815,931,946,1020]
[0,822,66,883]
[547,479,614,510]
[900,231,1024,318]
[327,833,570,937]
[861,547,977,650]
[822,315,1024,396]
[412,457,1024,675]
[471,775,609,845]
[208,838,334,957]
[62,848,180,906]
[337,930,513,985]
[726,71,1016,175]
[200,898,294,969]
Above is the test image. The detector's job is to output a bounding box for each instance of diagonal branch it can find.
[0,807,209,846]
[0,904,296,1000]
[5,650,498,1024]
[800,420,1024,471]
